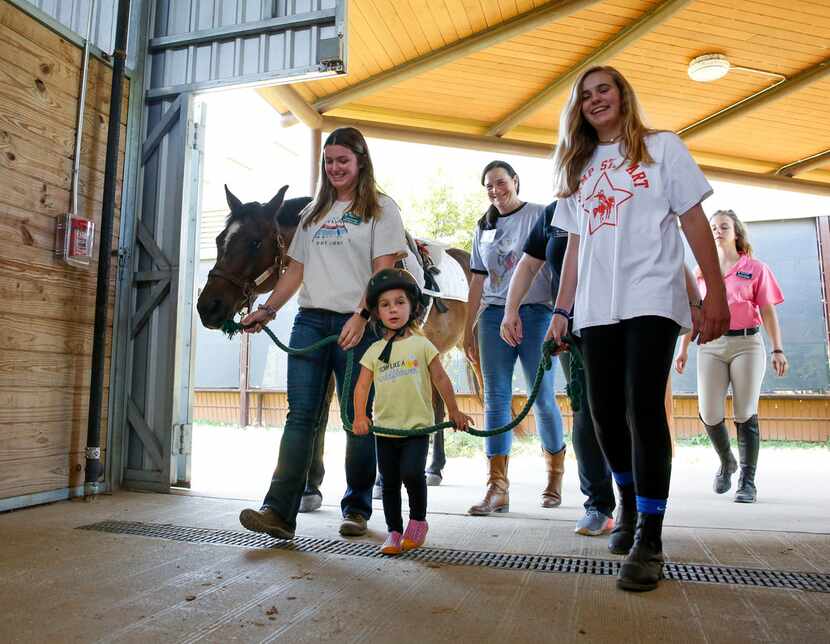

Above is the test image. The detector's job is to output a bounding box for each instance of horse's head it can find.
[197,185,290,329]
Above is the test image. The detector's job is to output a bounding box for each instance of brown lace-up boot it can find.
[468,455,509,515]
[541,446,566,508]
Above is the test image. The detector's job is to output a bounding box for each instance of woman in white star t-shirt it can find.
[548,66,730,592]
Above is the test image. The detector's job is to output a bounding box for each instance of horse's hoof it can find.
[298,493,322,513]
[372,484,383,500]
[426,473,442,487]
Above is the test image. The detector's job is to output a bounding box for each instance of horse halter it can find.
[207,234,286,308]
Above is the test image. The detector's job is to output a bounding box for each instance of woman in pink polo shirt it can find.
[675,210,787,504]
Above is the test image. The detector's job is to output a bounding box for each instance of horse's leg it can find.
[298,375,333,513]
[426,385,446,485]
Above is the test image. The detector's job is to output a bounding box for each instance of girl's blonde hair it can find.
[302,127,384,229]
[711,209,753,255]
[553,66,654,197]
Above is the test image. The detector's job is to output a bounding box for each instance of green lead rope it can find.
[221,320,584,436]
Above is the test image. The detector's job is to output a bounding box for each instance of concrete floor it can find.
[1,433,828,643]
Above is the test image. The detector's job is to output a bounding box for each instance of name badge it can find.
[480,229,497,243]
[342,211,362,225]
[736,271,753,280]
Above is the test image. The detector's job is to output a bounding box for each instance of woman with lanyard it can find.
[675,209,786,504]
[549,66,730,592]
[501,201,616,537]
[238,127,407,540]
[464,161,566,516]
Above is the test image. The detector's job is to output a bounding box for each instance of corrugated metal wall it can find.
[147,0,341,98]
[21,0,118,53]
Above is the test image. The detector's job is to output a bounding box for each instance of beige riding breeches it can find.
[697,333,766,425]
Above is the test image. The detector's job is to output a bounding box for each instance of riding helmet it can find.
[366,268,423,318]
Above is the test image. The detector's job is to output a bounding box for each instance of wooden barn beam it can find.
[487,0,694,137]
[320,117,554,158]
[258,85,323,130]
[775,149,830,177]
[678,59,830,140]
[312,0,604,114]
[700,166,830,197]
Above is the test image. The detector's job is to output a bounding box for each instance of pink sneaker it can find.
[380,531,402,555]
[401,519,428,551]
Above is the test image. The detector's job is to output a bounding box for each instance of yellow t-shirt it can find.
[359,334,440,438]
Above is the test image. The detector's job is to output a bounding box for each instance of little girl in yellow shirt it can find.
[353,269,473,554]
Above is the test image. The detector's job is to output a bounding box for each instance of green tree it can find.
[407,169,488,252]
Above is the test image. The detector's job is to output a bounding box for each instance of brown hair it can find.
[302,127,384,229]
[710,209,753,255]
[478,160,520,230]
[553,66,654,197]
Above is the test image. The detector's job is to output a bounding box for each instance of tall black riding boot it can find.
[734,415,760,503]
[617,513,665,592]
[703,417,737,494]
[608,483,636,555]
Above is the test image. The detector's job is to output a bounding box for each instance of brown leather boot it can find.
[541,446,566,508]
[468,455,509,515]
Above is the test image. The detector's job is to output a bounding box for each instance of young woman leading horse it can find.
[197,127,478,538]
[234,127,408,539]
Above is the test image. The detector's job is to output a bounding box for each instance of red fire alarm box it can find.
[55,213,95,267]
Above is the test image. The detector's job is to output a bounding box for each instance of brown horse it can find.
[197,186,481,507]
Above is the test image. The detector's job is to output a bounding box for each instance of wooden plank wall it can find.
[0,2,128,500]
[194,390,830,443]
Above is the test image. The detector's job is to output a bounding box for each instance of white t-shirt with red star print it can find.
[555,131,712,335]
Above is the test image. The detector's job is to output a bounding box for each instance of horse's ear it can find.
[225,184,243,213]
[266,185,289,223]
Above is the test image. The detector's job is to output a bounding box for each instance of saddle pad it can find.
[423,252,468,302]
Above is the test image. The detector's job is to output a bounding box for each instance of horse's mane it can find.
[224,196,312,229]
[277,196,312,228]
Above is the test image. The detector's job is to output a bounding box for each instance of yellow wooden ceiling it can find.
[265,0,830,186]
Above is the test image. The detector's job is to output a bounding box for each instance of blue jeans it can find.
[262,309,378,530]
[478,304,565,456]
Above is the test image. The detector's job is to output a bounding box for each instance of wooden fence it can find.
[194,390,830,443]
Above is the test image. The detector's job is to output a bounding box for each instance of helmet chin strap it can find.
[377,314,416,364]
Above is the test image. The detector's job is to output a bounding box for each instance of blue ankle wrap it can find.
[636,496,667,515]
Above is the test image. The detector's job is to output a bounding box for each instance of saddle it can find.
[400,232,449,318]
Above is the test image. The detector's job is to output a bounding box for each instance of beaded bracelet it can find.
[257,303,277,320]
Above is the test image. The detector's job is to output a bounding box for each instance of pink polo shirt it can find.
[697,255,783,330]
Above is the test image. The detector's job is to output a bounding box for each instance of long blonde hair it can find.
[553,66,654,197]
[711,209,753,255]
[302,127,384,229]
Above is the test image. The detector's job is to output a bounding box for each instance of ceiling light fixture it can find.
[688,54,731,82]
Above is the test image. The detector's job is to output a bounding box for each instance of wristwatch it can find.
[355,307,371,320]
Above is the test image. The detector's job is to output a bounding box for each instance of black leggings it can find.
[580,316,679,501]
[376,435,429,533]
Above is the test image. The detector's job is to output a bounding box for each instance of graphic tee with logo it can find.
[288,194,407,313]
[555,132,712,334]
[360,334,439,437]
[470,202,553,307]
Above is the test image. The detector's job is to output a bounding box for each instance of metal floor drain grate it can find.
[78,520,830,593]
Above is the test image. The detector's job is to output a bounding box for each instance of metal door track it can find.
[78,520,830,593]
